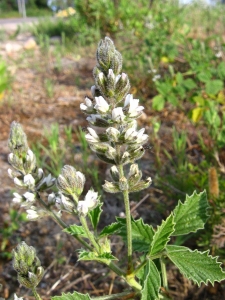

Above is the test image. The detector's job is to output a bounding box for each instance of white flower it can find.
[215,51,223,58]
[80,97,94,112]
[26,206,47,221]
[14,177,25,187]
[136,128,148,144]
[112,107,125,122]
[56,193,74,213]
[14,294,23,300]
[85,127,99,143]
[26,149,35,162]
[37,168,44,180]
[23,192,36,202]
[94,96,110,113]
[12,193,22,204]
[152,74,161,82]
[48,192,56,205]
[124,94,144,118]
[125,127,137,141]
[24,174,35,188]
[77,200,89,215]
[26,207,39,221]
[84,190,98,209]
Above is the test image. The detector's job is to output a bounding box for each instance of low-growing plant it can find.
[8,37,225,300]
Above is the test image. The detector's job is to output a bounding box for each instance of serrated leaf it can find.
[99,222,123,238]
[117,217,154,252]
[183,78,197,90]
[166,245,225,286]
[52,291,91,300]
[88,203,103,230]
[152,95,165,111]
[205,80,223,95]
[78,250,117,264]
[141,260,161,300]
[172,190,209,236]
[63,225,87,238]
[149,214,175,256]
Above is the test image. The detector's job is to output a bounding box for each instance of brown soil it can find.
[0,33,224,300]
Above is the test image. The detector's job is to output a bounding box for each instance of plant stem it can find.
[117,163,133,274]
[32,288,42,300]
[80,215,101,253]
[36,193,92,250]
[92,291,137,300]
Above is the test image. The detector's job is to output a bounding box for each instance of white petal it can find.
[80,103,87,110]
[77,201,89,215]
[23,192,35,202]
[24,174,35,187]
[87,127,99,139]
[124,94,132,107]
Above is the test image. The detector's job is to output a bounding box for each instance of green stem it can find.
[117,163,133,274]
[32,288,42,300]
[80,215,101,253]
[160,257,168,290]
[132,252,165,276]
[92,291,137,300]
[36,193,92,251]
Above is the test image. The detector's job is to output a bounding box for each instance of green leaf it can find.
[166,245,225,286]
[191,107,204,123]
[156,82,172,95]
[52,291,91,300]
[63,225,88,238]
[149,214,175,256]
[197,71,212,83]
[172,190,209,236]
[117,217,154,252]
[141,260,161,300]
[205,80,223,95]
[152,95,165,111]
[78,250,117,264]
[99,222,123,238]
[183,78,197,90]
[176,72,183,85]
[88,203,103,230]
[218,62,225,80]
[167,94,178,106]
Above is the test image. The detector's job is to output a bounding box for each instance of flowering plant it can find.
[8,37,225,300]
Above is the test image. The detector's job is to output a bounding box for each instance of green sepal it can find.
[51,291,91,300]
[99,222,123,238]
[141,260,161,300]
[117,217,154,252]
[166,245,225,286]
[88,203,103,230]
[172,190,209,236]
[78,250,117,264]
[63,225,88,238]
[149,214,175,256]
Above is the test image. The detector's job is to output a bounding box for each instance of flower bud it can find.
[114,73,130,103]
[129,177,152,193]
[80,97,94,114]
[119,177,128,191]
[102,181,120,193]
[55,192,75,213]
[99,237,111,254]
[96,37,115,72]
[8,121,29,158]
[110,50,122,75]
[57,165,85,197]
[110,166,120,182]
[128,164,142,187]
[106,127,120,142]
[12,242,44,289]
[106,69,116,98]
